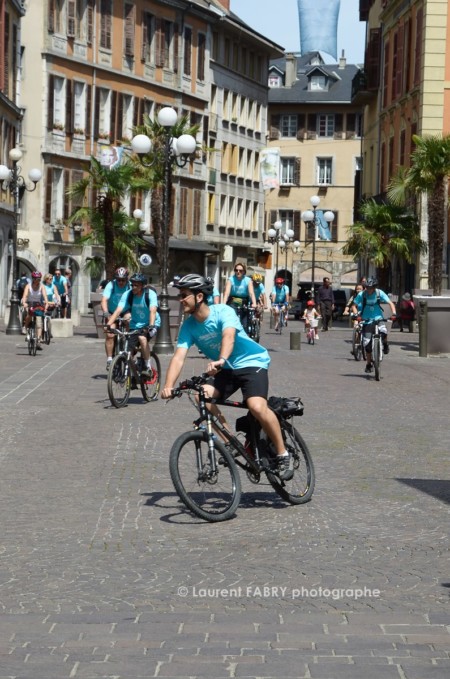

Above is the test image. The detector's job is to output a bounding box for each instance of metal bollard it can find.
[418,300,428,357]
[290,331,301,350]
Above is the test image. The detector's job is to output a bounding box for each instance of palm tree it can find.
[343,199,426,295]
[388,134,450,296]
[67,157,148,280]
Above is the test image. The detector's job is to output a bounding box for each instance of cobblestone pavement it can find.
[0,316,449,678]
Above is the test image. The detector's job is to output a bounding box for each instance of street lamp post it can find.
[279,232,301,277]
[301,195,334,296]
[267,220,283,275]
[0,148,41,335]
[131,107,196,354]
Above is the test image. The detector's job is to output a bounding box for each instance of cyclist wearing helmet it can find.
[302,299,321,340]
[106,273,158,377]
[351,277,396,373]
[206,284,220,305]
[270,277,290,331]
[21,272,49,349]
[161,274,294,480]
[223,262,257,334]
[52,269,69,318]
[101,267,131,370]
[251,273,267,311]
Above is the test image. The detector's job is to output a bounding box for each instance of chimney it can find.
[214,0,230,10]
[285,53,297,87]
[339,49,346,70]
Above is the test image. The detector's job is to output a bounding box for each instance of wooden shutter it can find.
[179,187,188,235]
[293,211,301,241]
[124,3,135,57]
[293,158,301,187]
[110,90,117,141]
[48,0,55,33]
[141,12,152,62]
[65,79,73,135]
[403,18,411,92]
[45,167,53,222]
[155,18,164,67]
[296,114,305,140]
[4,12,9,92]
[87,0,94,44]
[86,85,92,138]
[173,23,179,73]
[47,74,55,130]
[184,27,192,76]
[63,170,71,221]
[67,0,76,37]
[307,113,316,138]
[71,170,84,218]
[396,24,404,97]
[366,28,381,90]
[116,93,123,140]
[100,0,111,49]
[269,114,280,140]
[193,190,201,235]
[197,33,206,81]
[93,87,100,138]
[383,41,389,108]
[331,211,338,242]
[414,8,423,86]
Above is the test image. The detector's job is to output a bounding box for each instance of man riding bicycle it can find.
[351,277,396,373]
[251,273,267,315]
[270,277,290,331]
[161,274,293,480]
[106,273,158,378]
[101,267,131,371]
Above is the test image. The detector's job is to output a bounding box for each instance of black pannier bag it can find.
[267,396,304,418]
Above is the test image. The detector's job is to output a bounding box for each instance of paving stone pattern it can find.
[0,318,449,678]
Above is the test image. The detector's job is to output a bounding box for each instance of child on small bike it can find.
[302,300,320,339]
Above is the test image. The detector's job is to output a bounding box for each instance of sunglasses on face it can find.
[234,269,244,274]
[116,278,127,282]
[131,283,142,288]
[178,292,194,300]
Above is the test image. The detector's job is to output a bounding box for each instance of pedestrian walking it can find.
[316,277,335,331]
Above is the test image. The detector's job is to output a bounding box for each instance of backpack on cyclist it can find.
[126,286,159,311]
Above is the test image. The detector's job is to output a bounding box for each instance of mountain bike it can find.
[351,317,366,361]
[362,318,393,381]
[106,327,161,407]
[168,374,315,522]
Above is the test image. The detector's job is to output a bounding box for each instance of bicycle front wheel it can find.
[141,351,161,402]
[169,431,241,522]
[266,421,315,504]
[107,355,131,407]
[352,327,362,361]
[373,338,381,381]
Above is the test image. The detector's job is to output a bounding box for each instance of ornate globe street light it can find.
[301,195,335,295]
[131,107,196,354]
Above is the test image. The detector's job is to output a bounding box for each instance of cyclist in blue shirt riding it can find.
[101,267,131,371]
[223,262,256,334]
[351,277,396,373]
[270,277,290,331]
[161,274,294,480]
[106,273,158,378]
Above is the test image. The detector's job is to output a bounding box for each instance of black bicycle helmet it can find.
[173,273,214,296]
[365,276,378,287]
[129,272,147,284]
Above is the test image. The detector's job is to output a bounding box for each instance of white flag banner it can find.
[260,147,280,190]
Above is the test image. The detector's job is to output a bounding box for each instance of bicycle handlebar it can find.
[107,326,153,337]
[170,373,210,398]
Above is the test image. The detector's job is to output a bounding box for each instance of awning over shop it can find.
[143,236,220,254]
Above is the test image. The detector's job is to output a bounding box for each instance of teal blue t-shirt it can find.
[119,288,159,329]
[206,287,220,305]
[103,280,131,313]
[354,289,390,321]
[253,282,265,301]
[271,285,289,304]
[177,304,270,370]
[228,274,251,299]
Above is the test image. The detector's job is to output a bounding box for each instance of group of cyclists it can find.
[19,270,70,349]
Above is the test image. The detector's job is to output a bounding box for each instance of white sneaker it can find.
[106,359,112,371]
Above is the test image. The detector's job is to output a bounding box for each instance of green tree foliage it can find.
[343,199,426,295]
[388,134,450,295]
[67,157,148,280]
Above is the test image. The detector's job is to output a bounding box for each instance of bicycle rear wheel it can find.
[43,318,51,345]
[107,355,131,407]
[352,327,362,361]
[373,338,381,381]
[141,351,161,402]
[169,431,241,522]
[266,421,315,504]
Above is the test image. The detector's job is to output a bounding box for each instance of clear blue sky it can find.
[230,0,366,64]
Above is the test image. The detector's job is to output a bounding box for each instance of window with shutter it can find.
[173,24,179,73]
[193,190,201,236]
[86,85,92,137]
[45,167,53,222]
[63,170,71,220]
[87,0,94,44]
[155,18,164,67]
[65,79,73,134]
[124,4,135,57]
[294,158,301,186]
[318,114,335,137]
[48,0,55,33]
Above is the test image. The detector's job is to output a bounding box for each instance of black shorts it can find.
[128,329,148,350]
[213,367,268,403]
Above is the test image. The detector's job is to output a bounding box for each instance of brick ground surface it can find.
[0,315,448,678]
